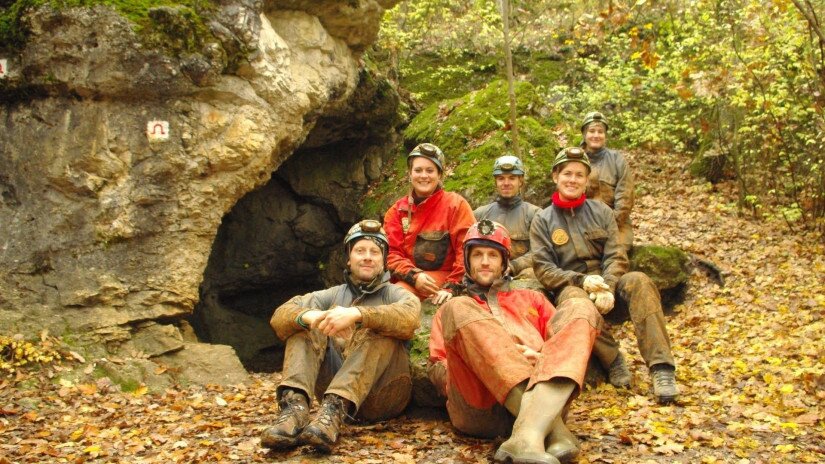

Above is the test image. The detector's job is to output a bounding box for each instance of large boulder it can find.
[629,244,691,309]
[0,0,402,387]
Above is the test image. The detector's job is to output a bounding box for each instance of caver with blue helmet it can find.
[473,154,542,279]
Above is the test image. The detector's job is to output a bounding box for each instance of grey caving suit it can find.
[531,199,675,371]
[584,147,634,252]
[270,272,421,421]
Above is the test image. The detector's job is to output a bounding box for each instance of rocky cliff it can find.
[0,0,403,386]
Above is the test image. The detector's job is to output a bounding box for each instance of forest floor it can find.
[1,149,824,463]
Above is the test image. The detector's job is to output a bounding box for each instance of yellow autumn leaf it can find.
[775,444,795,453]
[132,385,148,396]
[779,384,794,394]
[69,428,85,441]
[83,444,101,454]
[78,383,97,395]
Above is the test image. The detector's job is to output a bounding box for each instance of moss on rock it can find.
[629,245,690,310]
[629,245,690,290]
[0,0,216,55]
[364,79,563,214]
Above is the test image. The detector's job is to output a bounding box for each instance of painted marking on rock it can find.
[147,121,170,141]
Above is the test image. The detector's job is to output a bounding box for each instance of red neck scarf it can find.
[552,192,586,209]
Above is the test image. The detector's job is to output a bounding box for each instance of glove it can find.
[583,275,610,293]
[589,291,615,314]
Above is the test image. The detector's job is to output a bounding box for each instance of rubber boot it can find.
[260,389,310,449]
[545,417,579,463]
[503,381,527,416]
[494,380,574,464]
[299,394,349,453]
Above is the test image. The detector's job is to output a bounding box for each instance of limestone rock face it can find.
[0,0,403,386]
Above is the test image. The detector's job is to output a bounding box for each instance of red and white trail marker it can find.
[146,120,170,141]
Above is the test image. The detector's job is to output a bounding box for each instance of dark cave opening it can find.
[187,65,405,372]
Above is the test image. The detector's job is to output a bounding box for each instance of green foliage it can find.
[380,0,825,230]
[0,334,62,373]
[543,0,825,231]
[0,0,215,54]
[364,79,561,211]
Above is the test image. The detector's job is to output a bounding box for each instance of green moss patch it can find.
[0,0,216,55]
[364,79,563,212]
[398,52,499,107]
[629,245,690,289]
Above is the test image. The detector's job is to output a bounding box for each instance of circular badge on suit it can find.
[551,228,569,246]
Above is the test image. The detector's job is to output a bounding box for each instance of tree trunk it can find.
[500,0,520,156]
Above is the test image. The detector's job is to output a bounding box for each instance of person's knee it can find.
[557,285,589,304]
[357,376,412,422]
[554,297,603,331]
[621,271,656,293]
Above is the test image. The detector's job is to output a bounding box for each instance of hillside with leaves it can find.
[377,0,825,232]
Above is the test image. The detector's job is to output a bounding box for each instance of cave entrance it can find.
[188,68,403,372]
[188,166,346,373]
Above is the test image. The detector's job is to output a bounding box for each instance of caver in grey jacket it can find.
[530,199,629,294]
[584,147,634,248]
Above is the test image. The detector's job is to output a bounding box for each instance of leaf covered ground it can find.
[2,149,824,463]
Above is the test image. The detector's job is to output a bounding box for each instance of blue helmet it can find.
[493,155,525,176]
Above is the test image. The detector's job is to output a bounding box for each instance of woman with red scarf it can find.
[530,147,679,404]
[383,143,475,303]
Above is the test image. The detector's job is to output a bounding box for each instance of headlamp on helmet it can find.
[463,220,512,276]
[344,219,389,265]
[552,147,592,173]
[407,143,445,173]
[493,155,525,176]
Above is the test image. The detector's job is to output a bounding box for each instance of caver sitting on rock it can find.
[531,147,679,404]
[261,220,420,452]
[429,220,603,464]
[384,143,476,305]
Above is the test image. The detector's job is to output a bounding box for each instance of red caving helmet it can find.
[463,219,512,274]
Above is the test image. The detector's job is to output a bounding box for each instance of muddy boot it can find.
[608,352,632,388]
[260,389,310,449]
[650,364,678,404]
[545,417,579,463]
[299,394,349,452]
[494,380,574,464]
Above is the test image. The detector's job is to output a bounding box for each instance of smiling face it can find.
[468,245,504,286]
[347,238,384,283]
[552,161,589,201]
[495,173,524,199]
[409,156,442,197]
[583,123,607,153]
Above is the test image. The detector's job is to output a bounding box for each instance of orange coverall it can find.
[428,283,601,437]
[384,189,475,298]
